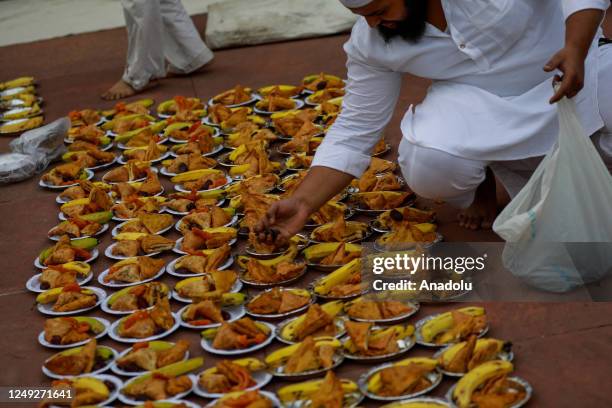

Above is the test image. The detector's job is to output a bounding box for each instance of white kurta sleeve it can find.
[561,0,609,19]
[311,35,402,178]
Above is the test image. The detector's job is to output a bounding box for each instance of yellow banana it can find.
[278,378,358,402]
[281,301,344,340]
[36,287,95,304]
[421,306,486,343]
[265,337,341,366]
[200,357,265,377]
[113,232,148,241]
[237,244,298,269]
[0,76,35,90]
[439,338,508,368]
[368,357,438,393]
[453,360,514,408]
[72,377,109,398]
[220,292,246,306]
[314,258,361,295]
[171,168,224,183]
[302,242,362,262]
[125,357,203,391]
[0,116,43,133]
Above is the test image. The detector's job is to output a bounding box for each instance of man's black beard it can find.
[377,0,428,43]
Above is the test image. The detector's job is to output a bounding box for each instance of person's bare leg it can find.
[101,79,136,100]
[101,79,159,100]
[457,167,497,230]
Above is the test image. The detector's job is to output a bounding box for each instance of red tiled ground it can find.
[0,12,611,408]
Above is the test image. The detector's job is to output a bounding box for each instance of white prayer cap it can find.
[339,0,374,8]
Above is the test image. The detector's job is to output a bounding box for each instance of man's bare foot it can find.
[101,79,136,100]
[458,167,497,230]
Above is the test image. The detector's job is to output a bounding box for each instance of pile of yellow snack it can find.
[0,76,44,135]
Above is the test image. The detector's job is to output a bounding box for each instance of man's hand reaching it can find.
[255,196,312,247]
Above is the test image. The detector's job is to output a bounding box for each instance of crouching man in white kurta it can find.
[255,0,612,240]
[102,0,214,100]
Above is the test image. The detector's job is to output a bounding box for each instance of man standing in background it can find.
[102,0,214,100]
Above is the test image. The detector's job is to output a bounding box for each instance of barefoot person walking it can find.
[102,0,214,100]
[257,0,612,238]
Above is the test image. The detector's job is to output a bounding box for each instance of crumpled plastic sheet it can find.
[0,117,69,184]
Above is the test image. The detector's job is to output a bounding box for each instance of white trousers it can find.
[399,43,612,209]
[120,0,214,90]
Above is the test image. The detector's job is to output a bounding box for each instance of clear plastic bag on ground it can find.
[0,117,68,184]
[493,96,612,292]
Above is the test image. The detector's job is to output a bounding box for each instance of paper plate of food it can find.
[35,237,99,269]
[253,96,305,115]
[60,148,117,172]
[104,234,175,260]
[26,261,93,293]
[108,299,180,343]
[370,206,436,233]
[111,196,168,222]
[301,73,345,94]
[257,84,303,99]
[445,361,532,408]
[200,318,275,356]
[265,336,344,381]
[342,322,416,363]
[379,397,451,408]
[208,85,257,108]
[163,189,226,214]
[304,201,355,229]
[172,169,232,193]
[177,301,246,329]
[112,214,174,237]
[309,258,369,301]
[309,218,372,244]
[204,390,281,408]
[275,302,346,345]
[166,123,219,143]
[194,357,272,399]
[98,257,166,288]
[344,296,419,324]
[169,141,224,158]
[173,231,237,255]
[236,247,307,288]
[277,371,363,408]
[117,142,171,165]
[304,87,345,106]
[434,337,514,377]
[36,285,105,316]
[349,191,415,214]
[175,208,238,233]
[160,154,218,177]
[374,225,444,252]
[44,374,123,407]
[39,166,94,189]
[47,220,109,242]
[302,242,362,271]
[38,316,110,349]
[414,306,489,347]
[101,161,156,184]
[358,357,442,401]
[110,339,190,377]
[172,273,243,304]
[101,282,170,315]
[117,358,202,405]
[166,249,235,278]
[42,339,117,379]
[245,287,313,319]
[244,233,309,259]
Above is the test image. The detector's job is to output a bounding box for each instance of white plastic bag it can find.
[493,96,612,292]
[0,117,68,184]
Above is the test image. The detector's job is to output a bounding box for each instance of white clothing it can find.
[339,0,374,8]
[121,0,214,90]
[312,0,610,178]
[398,42,612,209]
